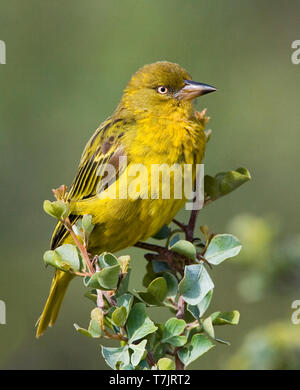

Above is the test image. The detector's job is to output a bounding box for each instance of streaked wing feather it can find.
[51,117,127,249]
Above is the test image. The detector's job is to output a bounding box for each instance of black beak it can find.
[175,80,217,100]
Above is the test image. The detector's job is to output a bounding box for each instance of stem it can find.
[172,198,199,242]
[103,291,117,306]
[135,241,170,253]
[175,348,185,370]
[176,296,185,319]
[64,217,94,275]
[186,209,199,241]
[146,350,156,368]
[103,329,127,342]
[97,290,105,309]
[186,320,199,330]
[135,241,184,275]
[173,219,187,233]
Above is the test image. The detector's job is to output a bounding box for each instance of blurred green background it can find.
[1,0,300,369]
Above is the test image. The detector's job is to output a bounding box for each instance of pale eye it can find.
[157,86,168,95]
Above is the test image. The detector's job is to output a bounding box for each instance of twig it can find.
[172,193,200,242]
[103,329,127,342]
[174,348,185,370]
[103,291,117,306]
[97,290,105,309]
[146,350,156,368]
[173,218,187,233]
[176,296,185,319]
[186,209,199,241]
[196,253,213,269]
[64,217,95,275]
[134,242,185,275]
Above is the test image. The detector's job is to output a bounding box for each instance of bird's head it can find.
[120,61,216,118]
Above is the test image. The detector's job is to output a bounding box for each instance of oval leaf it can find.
[157,358,176,370]
[97,264,120,290]
[204,234,242,265]
[127,303,157,343]
[179,264,214,305]
[169,240,196,260]
[55,244,81,271]
[112,306,127,327]
[178,334,214,367]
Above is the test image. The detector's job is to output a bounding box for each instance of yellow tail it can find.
[36,270,74,338]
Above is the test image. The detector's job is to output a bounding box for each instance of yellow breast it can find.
[69,115,206,254]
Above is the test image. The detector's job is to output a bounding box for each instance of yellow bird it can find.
[36,61,216,337]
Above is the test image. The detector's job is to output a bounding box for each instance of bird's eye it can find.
[157,86,168,95]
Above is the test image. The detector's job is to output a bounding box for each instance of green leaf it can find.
[202,317,215,338]
[204,175,218,199]
[43,245,82,272]
[97,264,120,290]
[218,168,251,196]
[112,306,127,327]
[169,234,180,247]
[74,307,103,338]
[162,318,186,340]
[88,319,102,338]
[129,339,147,367]
[84,264,120,290]
[82,214,94,236]
[72,220,84,239]
[157,358,176,370]
[210,311,240,326]
[146,277,167,302]
[55,244,81,271]
[178,334,214,367]
[187,289,213,321]
[120,364,135,370]
[204,168,251,202]
[127,303,158,343]
[167,335,188,347]
[43,250,65,270]
[215,337,230,345]
[152,225,171,240]
[162,318,187,347]
[43,199,70,220]
[153,261,172,273]
[84,272,101,289]
[101,345,130,370]
[179,264,214,305]
[138,277,167,306]
[169,239,196,260]
[115,268,131,297]
[142,262,156,288]
[116,293,133,321]
[163,272,178,300]
[73,323,92,337]
[98,252,118,268]
[204,234,242,265]
[83,290,98,304]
